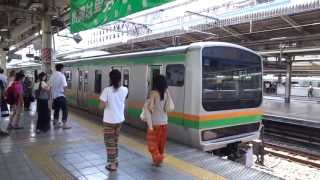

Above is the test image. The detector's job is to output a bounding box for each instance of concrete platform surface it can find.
[0,103,278,180]
[263,97,320,123]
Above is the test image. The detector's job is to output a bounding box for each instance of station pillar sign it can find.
[70,0,174,33]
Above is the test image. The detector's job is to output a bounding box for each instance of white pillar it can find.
[0,51,7,75]
[41,10,52,74]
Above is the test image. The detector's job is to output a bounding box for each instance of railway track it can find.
[262,116,320,168]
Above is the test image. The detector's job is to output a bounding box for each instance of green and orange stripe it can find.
[67,96,263,130]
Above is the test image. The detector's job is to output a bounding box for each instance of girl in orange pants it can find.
[147,125,168,166]
[145,75,174,166]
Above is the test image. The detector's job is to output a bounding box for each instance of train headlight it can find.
[202,130,218,141]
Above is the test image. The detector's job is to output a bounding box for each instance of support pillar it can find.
[284,57,292,103]
[41,9,52,74]
[0,51,6,75]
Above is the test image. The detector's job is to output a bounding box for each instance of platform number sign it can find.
[71,0,174,33]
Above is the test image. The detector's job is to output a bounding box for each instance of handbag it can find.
[140,99,151,122]
[164,91,175,113]
[140,99,153,129]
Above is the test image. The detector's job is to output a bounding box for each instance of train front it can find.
[199,44,263,152]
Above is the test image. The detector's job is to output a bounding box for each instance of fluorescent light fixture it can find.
[0,28,8,32]
[269,37,287,40]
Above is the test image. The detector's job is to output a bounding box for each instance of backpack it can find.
[6,82,18,105]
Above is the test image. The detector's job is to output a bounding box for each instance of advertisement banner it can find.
[70,0,174,33]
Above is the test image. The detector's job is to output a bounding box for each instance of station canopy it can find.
[3,0,320,76]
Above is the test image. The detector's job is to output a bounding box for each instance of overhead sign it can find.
[70,0,174,33]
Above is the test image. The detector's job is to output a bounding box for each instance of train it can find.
[10,42,263,153]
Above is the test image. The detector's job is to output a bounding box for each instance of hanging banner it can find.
[70,0,174,33]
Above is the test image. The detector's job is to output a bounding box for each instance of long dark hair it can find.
[38,72,47,82]
[109,69,121,90]
[152,75,168,100]
[15,72,25,81]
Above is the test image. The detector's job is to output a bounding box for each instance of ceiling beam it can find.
[280,15,306,34]
[219,26,249,41]
[0,5,40,15]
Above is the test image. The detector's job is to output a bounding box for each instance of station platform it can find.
[0,106,278,180]
[263,96,320,128]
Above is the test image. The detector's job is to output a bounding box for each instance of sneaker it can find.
[62,123,71,130]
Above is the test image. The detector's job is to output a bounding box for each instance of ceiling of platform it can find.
[3,0,320,76]
[0,0,69,49]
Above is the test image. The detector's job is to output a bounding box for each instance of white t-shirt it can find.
[99,86,128,124]
[49,71,67,99]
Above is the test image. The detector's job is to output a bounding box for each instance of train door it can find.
[77,69,89,108]
[148,65,162,91]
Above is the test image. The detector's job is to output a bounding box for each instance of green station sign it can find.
[70,0,174,33]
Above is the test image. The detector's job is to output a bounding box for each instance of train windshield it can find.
[202,46,262,111]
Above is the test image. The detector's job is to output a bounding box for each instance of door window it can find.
[94,70,102,94]
[78,70,83,91]
[84,71,89,92]
[123,69,129,88]
[65,71,72,89]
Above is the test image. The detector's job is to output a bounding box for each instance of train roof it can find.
[60,42,259,65]
[8,42,260,69]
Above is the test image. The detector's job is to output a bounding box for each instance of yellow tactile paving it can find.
[70,113,225,180]
[25,143,74,180]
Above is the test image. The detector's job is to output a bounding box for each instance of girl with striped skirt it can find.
[99,69,128,171]
[147,75,174,166]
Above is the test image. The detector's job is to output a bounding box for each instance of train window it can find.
[94,70,102,94]
[84,71,89,92]
[123,69,129,88]
[65,71,72,89]
[166,64,185,86]
[202,47,262,111]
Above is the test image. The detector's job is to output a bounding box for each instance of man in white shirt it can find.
[50,64,71,129]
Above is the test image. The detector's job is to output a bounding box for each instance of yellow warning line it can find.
[25,143,73,180]
[70,113,225,180]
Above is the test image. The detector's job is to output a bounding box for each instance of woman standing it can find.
[9,72,24,129]
[99,69,128,171]
[35,72,51,133]
[147,75,173,166]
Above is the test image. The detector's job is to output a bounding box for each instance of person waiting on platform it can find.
[35,72,51,133]
[50,64,71,129]
[9,72,25,129]
[146,75,174,167]
[23,76,34,111]
[308,83,313,98]
[99,69,128,171]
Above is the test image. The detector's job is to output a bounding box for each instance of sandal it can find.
[105,164,117,171]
